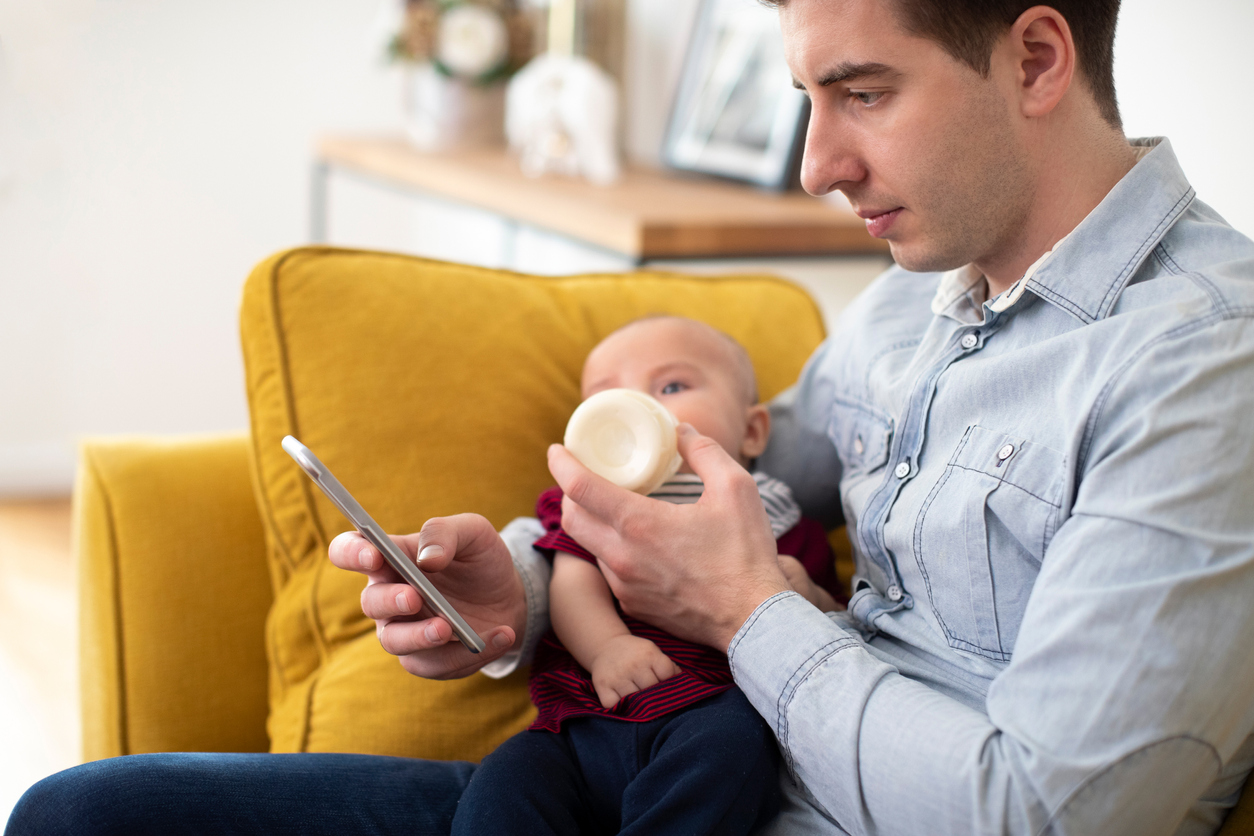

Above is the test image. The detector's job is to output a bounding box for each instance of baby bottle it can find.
[563,389,682,495]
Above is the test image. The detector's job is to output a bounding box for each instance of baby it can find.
[452,316,842,836]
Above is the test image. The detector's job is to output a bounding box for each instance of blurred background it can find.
[1,0,1252,824]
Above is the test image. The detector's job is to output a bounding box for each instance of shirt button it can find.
[886,585,903,602]
[997,443,1016,461]
[854,436,864,455]
[894,462,910,479]
[961,333,979,349]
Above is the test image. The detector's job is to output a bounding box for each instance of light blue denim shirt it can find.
[742,137,1254,835]
[495,137,1254,835]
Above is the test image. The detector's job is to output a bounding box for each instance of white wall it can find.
[0,0,1251,496]
[1115,1,1254,232]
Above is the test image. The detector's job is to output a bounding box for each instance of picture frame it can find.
[662,0,809,191]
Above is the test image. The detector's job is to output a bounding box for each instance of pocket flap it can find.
[949,425,1065,508]
[828,398,894,473]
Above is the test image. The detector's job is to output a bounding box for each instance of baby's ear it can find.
[740,403,771,461]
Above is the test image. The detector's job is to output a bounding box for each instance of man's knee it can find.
[6,759,126,836]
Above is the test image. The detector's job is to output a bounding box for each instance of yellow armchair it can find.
[77,246,832,763]
[73,246,1254,834]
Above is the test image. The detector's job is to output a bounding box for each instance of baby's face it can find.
[581,318,768,467]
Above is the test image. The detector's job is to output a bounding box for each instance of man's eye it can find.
[660,382,687,395]
[851,91,883,105]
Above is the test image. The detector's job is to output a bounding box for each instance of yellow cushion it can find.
[240,246,827,761]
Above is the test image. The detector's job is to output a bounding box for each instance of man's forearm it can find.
[730,593,1226,836]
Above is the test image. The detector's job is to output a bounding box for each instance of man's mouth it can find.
[855,207,903,238]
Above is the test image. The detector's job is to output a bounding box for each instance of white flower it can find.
[437,4,509,79]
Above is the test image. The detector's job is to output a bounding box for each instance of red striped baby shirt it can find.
[528,476,841,732]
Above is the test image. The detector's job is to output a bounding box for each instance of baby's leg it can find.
[618,688,782,836]
[451,729,598,836]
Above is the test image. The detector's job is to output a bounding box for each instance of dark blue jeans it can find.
[7,691,779,836]
[452,688,781,836]
[5,752,474,836]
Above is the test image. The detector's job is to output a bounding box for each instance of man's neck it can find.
[976,125,1139,298]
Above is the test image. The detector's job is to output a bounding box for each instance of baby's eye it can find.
[660,381,687,395]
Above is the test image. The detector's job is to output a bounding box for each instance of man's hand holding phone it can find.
[329,514,526,680]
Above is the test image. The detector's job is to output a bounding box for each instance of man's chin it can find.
[885,240,971,275]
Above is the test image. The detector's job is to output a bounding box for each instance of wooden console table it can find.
[311,135,888,264]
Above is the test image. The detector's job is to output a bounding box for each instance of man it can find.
[10,1,1254,834]
[341,0,1254,833]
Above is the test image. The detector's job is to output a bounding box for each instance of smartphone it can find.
[281,435,486,654]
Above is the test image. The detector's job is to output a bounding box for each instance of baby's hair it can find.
[602,315,759,405]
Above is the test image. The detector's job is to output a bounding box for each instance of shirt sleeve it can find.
[479,516,550,680]
[730,318,1254,835]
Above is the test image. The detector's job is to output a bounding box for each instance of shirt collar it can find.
[931,137,1195,325]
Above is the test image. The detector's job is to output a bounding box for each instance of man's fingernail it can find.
[424,622,443,643]
[358,548,374,568]
[491,633,511,650]
[417,545,443,564]
[395,592,410,614]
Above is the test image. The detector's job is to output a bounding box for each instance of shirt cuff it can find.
[480,517,549,680]
[727,591,893,774]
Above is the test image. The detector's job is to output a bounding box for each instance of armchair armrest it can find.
[77,434,272,760]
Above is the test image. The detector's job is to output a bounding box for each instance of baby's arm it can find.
[550,552,681,709]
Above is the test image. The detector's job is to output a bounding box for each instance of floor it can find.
[0,498,78,826]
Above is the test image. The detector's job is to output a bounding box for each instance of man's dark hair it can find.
[767,0,1122,129]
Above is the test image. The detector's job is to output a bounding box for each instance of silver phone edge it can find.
[281,436,487,654]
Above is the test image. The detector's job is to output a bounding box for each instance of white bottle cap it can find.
[563,388,682,494]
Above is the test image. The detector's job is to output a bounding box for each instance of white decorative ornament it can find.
[506,53,621,185]
[564,389,681,494]
[437,4,510,79]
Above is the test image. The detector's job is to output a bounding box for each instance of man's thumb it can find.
[676,423,738,480]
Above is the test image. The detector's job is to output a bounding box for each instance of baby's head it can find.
[581,316,769,468]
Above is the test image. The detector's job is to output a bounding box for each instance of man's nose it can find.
[799,105,866,197]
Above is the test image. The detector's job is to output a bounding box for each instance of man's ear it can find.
[740,404,771,461]
[1005,6,1076,119]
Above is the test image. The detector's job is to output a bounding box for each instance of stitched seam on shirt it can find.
[776,641,862,775]
[1028,283,1095,324]
[945,463,1063,508]
[727,591,793,667]
[1036,734,1220,836]
[1185,271,1232,317]
[1094,187,1196,319]
[776,637,858,722]
[1156,240,1185,275]
[911,428,972,650]
[1078,305,1254,473]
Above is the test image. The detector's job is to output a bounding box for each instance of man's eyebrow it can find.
[791,61,898,90]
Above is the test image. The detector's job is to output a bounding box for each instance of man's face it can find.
[780,0,1034,273]
[581,318,764,468]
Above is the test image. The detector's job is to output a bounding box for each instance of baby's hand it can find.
[777,554,840,613]
[589,635,681,709]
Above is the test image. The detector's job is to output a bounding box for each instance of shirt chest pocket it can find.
[827,398,894,484]
[914,425,1065,662]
